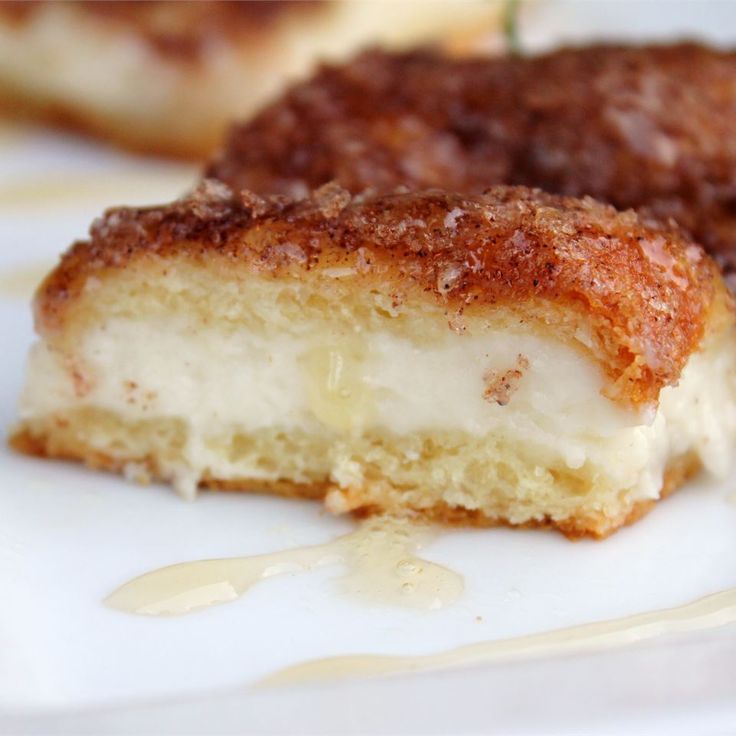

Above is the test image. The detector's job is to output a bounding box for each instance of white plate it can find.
[2,2,736,732]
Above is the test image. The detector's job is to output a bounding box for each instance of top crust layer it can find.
[0,1,323,61]
[207,44,736,272]
[36,183,727,409]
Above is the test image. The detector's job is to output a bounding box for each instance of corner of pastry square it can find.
[11,181,736,538]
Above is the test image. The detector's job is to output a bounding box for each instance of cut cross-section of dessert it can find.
[11,183,736,538]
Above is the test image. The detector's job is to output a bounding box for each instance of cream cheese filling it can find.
[19,315,736,502]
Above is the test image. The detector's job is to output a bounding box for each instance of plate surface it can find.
[2,2,736,732]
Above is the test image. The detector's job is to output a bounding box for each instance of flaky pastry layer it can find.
[10,417,700,540]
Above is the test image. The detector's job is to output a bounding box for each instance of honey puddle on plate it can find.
[105,514,736,687]
[104,516,463,616]
[260,587,736,686]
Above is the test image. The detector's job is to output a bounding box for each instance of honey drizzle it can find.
[104,517,463,616]
[260,587,736,686]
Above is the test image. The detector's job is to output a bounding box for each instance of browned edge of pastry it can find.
[8,425,700,540]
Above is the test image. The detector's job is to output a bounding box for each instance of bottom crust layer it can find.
[10,421,700,540]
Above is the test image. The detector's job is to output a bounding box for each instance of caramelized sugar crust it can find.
[208,44,736,272]
[36,183,725,408]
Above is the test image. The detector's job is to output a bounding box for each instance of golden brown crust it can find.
[9,425,699,540]
[208,44,736,272]
[34,182,724,407]
[0,1,324,61]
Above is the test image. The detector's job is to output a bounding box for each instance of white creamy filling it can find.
[20,315,736,501]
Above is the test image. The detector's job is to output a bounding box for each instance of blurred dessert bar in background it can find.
[207,43,736,277]
[0,0,505,158]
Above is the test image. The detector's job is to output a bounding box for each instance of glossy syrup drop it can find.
[300,338,374,431]
[104,516,463,616]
